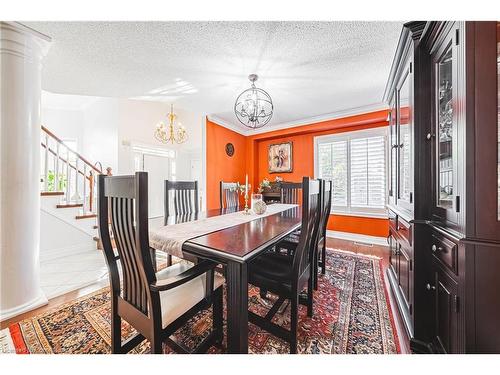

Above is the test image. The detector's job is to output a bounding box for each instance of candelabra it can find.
[243,190,250,215]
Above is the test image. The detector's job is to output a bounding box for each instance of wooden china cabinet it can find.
[384,21,500,353]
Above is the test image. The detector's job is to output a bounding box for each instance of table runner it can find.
[149,203,297,258]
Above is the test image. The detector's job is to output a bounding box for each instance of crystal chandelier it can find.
[234,74,273,129]
[154,104,188,144]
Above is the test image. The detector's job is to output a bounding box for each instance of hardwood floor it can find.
[1,237,410,354]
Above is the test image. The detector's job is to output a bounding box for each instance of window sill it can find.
[329,210,389,220]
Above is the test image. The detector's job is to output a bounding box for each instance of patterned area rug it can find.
[6,249,399,354]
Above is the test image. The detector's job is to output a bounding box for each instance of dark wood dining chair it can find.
[275,179,331,290]
[98,172,224,354]
[164,180,199,224]
[317,180,332,276]
[219,181,240,209]
[280,181,303,204]
[247,177,322,353]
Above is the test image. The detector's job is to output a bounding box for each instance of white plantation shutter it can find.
[331,141,348,206]
[318,141,348,207]
[315,128,387,215]
[367,136,386,207]
[350,136,386,208]
[350,138,368,207]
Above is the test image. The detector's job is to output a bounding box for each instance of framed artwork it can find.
[268,142,293,173]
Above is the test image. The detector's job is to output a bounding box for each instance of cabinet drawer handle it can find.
[431,245,443,253]
[426,283,436,291]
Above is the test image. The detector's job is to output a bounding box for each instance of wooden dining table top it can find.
[162,205,302,263]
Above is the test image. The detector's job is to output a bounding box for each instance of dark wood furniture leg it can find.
[149,248,157,273]
[226,260,248,353]
[321,241,326,274]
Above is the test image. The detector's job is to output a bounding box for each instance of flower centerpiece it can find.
[258,176,283,193]
[258,178,271,193]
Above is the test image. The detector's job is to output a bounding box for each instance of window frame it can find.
[314,126,389,219]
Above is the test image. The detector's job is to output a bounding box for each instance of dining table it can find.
[149,204,302,354]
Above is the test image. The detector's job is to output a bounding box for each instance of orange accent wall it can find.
[327,215,389,237]
[206,110,390,237]
[206,119,247,210]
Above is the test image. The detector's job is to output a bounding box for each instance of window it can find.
[314,127,388,218]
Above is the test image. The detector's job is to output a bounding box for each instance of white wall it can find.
[42,108,84,153]
[82,98,120,173]
[41,93,205,207]
[42,95,204,178]
[117,100,203,176]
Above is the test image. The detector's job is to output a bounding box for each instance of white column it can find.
[0,22,51,321]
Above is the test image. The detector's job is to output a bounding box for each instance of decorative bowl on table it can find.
[253,200,267,215]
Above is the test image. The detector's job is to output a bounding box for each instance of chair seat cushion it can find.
[248,252,293,294]
[156,261,224,328]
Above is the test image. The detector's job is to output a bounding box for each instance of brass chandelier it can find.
[154,104,188,144]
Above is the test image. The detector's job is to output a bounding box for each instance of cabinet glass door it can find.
[436,45,454,210]
[389,101,397,204]
[397,68,412,207]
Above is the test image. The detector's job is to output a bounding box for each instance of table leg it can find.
[226,260,248,353]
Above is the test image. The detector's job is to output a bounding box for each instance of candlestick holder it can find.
[243,191,251,214]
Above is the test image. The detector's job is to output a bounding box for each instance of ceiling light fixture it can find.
[234,74,273,129]
[154,104,188,144]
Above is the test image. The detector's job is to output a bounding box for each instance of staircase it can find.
[40,125,111,254]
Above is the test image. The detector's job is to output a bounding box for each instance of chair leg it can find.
[307,276,314,318]
[213,287,224,345]
[260,288,268,299]
[111,310,122,354]
[290,295,298,354]
[321,242,326,274]
[151,334,163,354]
[313,250,319,291]
[150,248,157,273]
[166,254,172,267]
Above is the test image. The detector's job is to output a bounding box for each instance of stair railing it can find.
[40,125,112,215]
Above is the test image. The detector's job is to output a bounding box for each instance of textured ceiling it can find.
[26,21,402,129]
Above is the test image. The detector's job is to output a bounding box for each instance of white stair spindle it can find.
[65,147,70,203]
[75,158,79,203]
[82,164,87,213]
[55,142,60,191]
[43,133,49,191]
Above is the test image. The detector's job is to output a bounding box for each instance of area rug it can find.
[6,249,399,354]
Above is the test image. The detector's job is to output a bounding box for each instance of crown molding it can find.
[208,103,389,137]
[248,103,389,135]
[206,114,248,136]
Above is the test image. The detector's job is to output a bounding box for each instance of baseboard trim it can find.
[40,243,97,262]
[0,292,48,322]
[326,230,389,247]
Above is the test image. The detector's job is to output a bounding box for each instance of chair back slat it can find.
[220,181,239,209]
[280,182,302,204]
[291,177,322,280]
[319,180,332,241]
[98,173,156,315]
[164,180,199,220]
